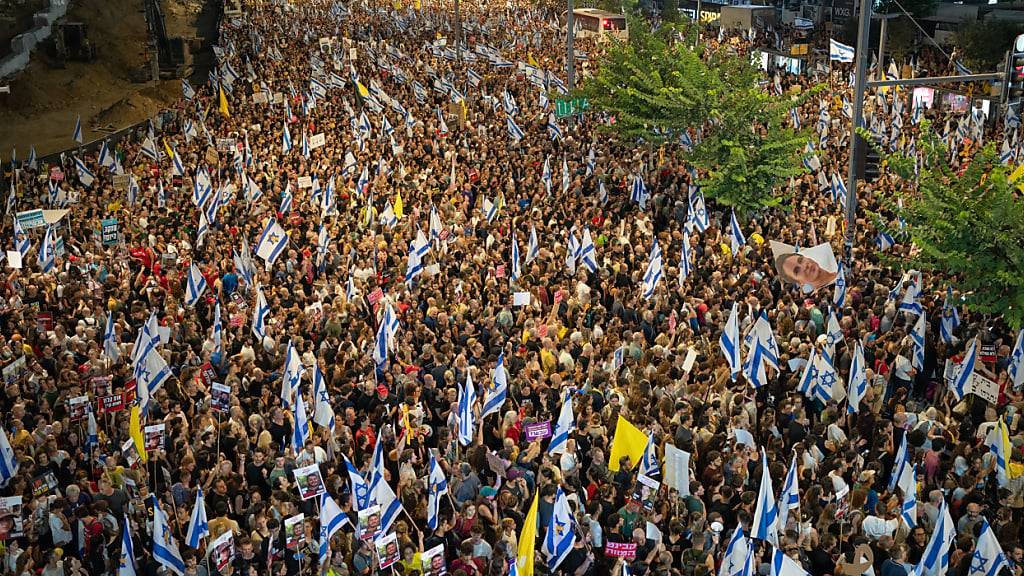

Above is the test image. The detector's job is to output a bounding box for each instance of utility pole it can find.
[694,0,702,49]
[455,0,462,61]
[877,16,888,81]
[567,0,575,92]
[842,0,872,265]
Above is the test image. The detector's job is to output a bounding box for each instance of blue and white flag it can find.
[282,122,293,154]
[631,173,648,209]
[586,146,595,176]
[510,233,521,281]
[918,497,954,576]
[642,237,663,300]
[829,38,854,63]
[875,231,895,251]
[901,463,918,529]
[939,286,961,344]
[152,496,186,576]
[527,225,540,264]
[719,528,750,576]
[483,353,509,418]
[457,371,477,446]
[1008,329,1024,390]
[547,113,563,140]
[11,218,29,258]
[182,79,195,100]
[38,225,55,274]
[770,545,812,576]
[185,264,207,307]
[729,210,745,255]
[751,448,779,546]
[951,338,978,401]
[103,312,120,362]
[833,263,847,308]
[344,455,371,511]
[119,514,136,576]
[73,115,83,143]
[639,435,660,479]
[720,303,742,381]
[0,428,18,487]
[543,487,575,572]
[542,156,553,195]
[689,189,710,233]
[970,519,1010,576]
[255,217,289,264]
[252,285,270,341]
[911,311,927,371]
[777,454,800,533]
[291,388,310,454]
[848,342,867,414]
[679,232,693,286]
[311,363,335,431]
[744,311,780,389]
[319,492,349,565]
[427,450,448,530]
[579,228,597,273]
[281,340,303,408]
[185,487,209,549]
[507,115,525,143]
[823,308,844,364]
[562,156,570,194]
[548,391,575,455]
[889,433,915,494]
[73,156,95,187]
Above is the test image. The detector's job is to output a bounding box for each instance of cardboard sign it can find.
[605,542,637,559]
[980,344,997,363]
[309,133,326,149]
[297,176,313,189]
[112,174,131,192]
[101,219,119,246]
[368,287,384,305]
[99,393,125,414]
[524,420,552,441]
[205,147,219,166]
[376,532,400,569]
[210,530,235,571]
[199,362,216,387]
[216,138,237,152]
[495,264,506,278]
[36,312,53,333]
[211,382,232,413]
[358,504,382,541]
[2,356,27,384]
[143,424,165,451]
[68,395,90,421]
[554,290,564,304]
[970,373,999,405]
[513,292,530,307]
[252,92,269,104]
[293,464,327,501]
[284,514,304,550]
[31,473,58,497]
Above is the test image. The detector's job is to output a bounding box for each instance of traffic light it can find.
[1006,34,1024,105]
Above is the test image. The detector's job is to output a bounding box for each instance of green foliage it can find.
[885,18,917,64]
[577,18,821,216]
[661,0,680,23]
[954,19,1024,72]
[880,123,1024,330]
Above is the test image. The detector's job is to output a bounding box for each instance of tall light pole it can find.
[842,0,872,264]
[455,0,462,61]
[567,0,575,93]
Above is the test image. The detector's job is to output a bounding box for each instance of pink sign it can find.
[605,542,637,559]
[524,421,552,441]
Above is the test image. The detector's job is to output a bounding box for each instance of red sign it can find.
[496,265,506,278]
[124,379,137,405]
[199,362,216,387]
[99,394,125,414]
[229,314,245,328]
[36,312,53,333]
[368,287,384,305]
[605,542,637,559]
[554,290,564,304]
[538,324,548,338]
[49,167,65,181]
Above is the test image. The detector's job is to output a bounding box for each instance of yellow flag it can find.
[413,0,420,8]
[129,405,147,463]
[608,415,647,471]
[162,138,174,160]
[394,190,404,220]
[218,86,230,118]
[356,81,370,99]
[392,0,402,8]
[1000,419,1024,479]
[517,491,539,576]
[528,53,538,67]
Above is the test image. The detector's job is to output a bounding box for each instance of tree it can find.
[885,18,917,64]
[577,20,819,215]
[878,123,1024,330]
[661,0,680,23]
[954,19,1023,72]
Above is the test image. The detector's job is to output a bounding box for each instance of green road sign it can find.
[555,98,590,118]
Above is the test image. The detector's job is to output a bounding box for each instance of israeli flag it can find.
[252,285,270,341]
[729,210,746,255]
[38,226,55,274]
[719,528,750,576]
[579,228,597,273]
[0,428,19,487]
[547,113,563,140]
[720,303,742,381]
[777,454,800,533]
[971,519,1010,576]
[183,263,207,307]
[344,455,371,511]
[73,115,83,143]
[357,165,370,196]
[291,387,310,453]
[12,217,30,259]
[1007,329,1024,390]
[255,217,289,264]
[483,353,509,418]
[751,448,779,546]
[951,338,978,401]
[875,231,895,251]
[642,237,663,300]
[281,340,303,408]
[599,180,608,205]
[511,233,522,281]
[910,311,927,370]
[542,156,553,195]
[918,497,954,576]
[405,242,423,287]
[542,487,576,572]
[901,463,918,529]
[372,311,389,369]
[548,391,575,455]
[639,435,660,479]
[586,146,595,176]
[119,514,136,576]
[457,372,477,446]
[527,225,540,264]
[888,433,915,494]
[833,263,847,308]
[770,546,812,576]
[631,173,648,209]
[847,342,867,414]
[829,38,854,63]
[939,286,961,344]
[318,492,349,565]
[282,122,292,154]
[790,108,801,130]
[562,156,570,194]
[185,487,209,549]
[151,496,186,576]
[98,141,116,171]
[689,189,709,233]
[73,156,95,188]
[679,232,693,286]
[427,451,448,530]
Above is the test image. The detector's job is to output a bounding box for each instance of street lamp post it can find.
[842,0,872,265]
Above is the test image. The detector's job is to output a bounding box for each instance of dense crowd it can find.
[0,1,1023,576]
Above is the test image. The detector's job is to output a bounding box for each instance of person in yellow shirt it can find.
[539,339,557,375]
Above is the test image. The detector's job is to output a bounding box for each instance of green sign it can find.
[555,98,590,118]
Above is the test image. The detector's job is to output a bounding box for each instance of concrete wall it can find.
[0,0,69,79]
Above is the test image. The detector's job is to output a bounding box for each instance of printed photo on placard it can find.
[68,395,90,421]
[143,424,165,452]
[421,543,447,576]
[285,514,305,550]
[357,504,382,541]
[31,473,58,497]
[292,464,327,501]
[769,240,839,293]
[0,496,24,540]
[375,532,400,569]
[211,382,232,413]
[210,530,236,571]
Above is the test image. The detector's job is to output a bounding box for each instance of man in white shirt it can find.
[862,502,899,540]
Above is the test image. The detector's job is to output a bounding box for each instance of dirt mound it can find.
[0,0,195,157]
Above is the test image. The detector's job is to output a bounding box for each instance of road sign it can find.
[555,98,589,118]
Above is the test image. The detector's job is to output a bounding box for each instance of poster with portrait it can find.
[284,514,305,550]
[770,241,840,294]
[0,496,23,539]
[421,543,447,576]
[211,382,232,413]
[292,464,326,501]
[143,424,165,451]
[375,532,400,569]
[210,530,235,571]
[358,504,382,541]
[68,395,90,421]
